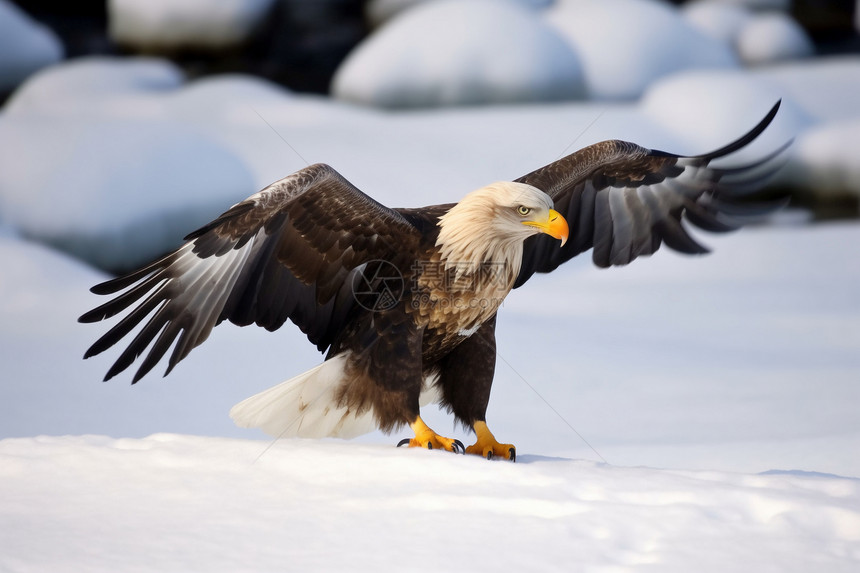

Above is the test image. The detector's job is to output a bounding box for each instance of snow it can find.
[0,0,63,92]
[681,1,813,67]
[331,0,585,108]
[682,0,754,45]
[108,0,276,51]
[539,0,740,101]
[3,56,185,115]
[751,56,860,123]
[3,11,860,568]
[5,55,860,270]
[1,434,859,572]
[639,69,813,160]
[2,220,860,472]
[736,12,814,66]
[782,118,860,200]
[0,114,255,272]
[344,0,825,108]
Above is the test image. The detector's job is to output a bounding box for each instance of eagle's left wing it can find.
[514,101,788,288]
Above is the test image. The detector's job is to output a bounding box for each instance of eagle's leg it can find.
[466,420,516,461]
[401,415,465,453]
[434,316,516,461]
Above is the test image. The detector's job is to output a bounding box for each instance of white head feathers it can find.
[436,181,555,282]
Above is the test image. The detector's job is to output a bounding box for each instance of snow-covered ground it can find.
[2,434,858,572]
[2,215,859,570]
[2,1,860,570]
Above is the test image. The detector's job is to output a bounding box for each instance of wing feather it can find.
[80,163,421,383]
[514,101,788,285]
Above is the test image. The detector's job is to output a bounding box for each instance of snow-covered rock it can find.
[0,115,255,271]
[165,73,293,120]
[751,57,860,123]
[108,0,276,51]
[3,56,184,116]
[0,58,273,271]
[640,70,812,159]
[0,0,63,92]
[682,0,754,44]
[737,12,815,66]
[332,0,585,108]
[782,119,860,204]
[545,0,739,101]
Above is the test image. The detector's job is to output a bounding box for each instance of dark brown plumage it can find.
[80,102,787,460]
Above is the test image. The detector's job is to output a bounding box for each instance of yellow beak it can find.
[523,209,569,247]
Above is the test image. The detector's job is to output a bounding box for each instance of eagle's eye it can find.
[517,206,531,216]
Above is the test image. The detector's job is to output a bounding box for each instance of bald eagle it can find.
[80,103,786,461]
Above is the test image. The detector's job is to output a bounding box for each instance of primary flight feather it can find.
[80,102,786,460]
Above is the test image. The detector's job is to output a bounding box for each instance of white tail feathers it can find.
[230,354,377,439]
[230,352,443,439]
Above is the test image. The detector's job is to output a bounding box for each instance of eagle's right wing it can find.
[79,163,420,383]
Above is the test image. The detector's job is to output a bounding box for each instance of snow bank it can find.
[782,119,860,202]
[682,0,754,44]
[0,0,63,92]
[736,12,814,66]
[751,56,860,123]
[545,0,738,101]
[0,115,255,271]
[0,59,263,271]
[108,0,276,51]
[332,0,585,108]
[4,55,860,270]
[640,70,812,159]
[1,434,858,572]
[3,56,184,116]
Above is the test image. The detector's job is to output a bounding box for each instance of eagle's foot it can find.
[466,421,516,462]
[397,416,465,454]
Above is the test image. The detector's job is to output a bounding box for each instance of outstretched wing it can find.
[80,163,421,383]
[514,101,788,288]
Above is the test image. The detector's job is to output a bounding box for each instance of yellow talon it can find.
[466,421,516,461]
[402,416,464,453]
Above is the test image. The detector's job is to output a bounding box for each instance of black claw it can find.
[486,451,493,460]
[453,439,465,454]
[427,442,432,450]
[396,438,411,448]
[509,448,516,463]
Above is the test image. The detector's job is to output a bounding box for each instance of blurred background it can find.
[1,0,858,474]
[2,0,860,275]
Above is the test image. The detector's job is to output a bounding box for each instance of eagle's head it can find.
[436,181,569,279]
